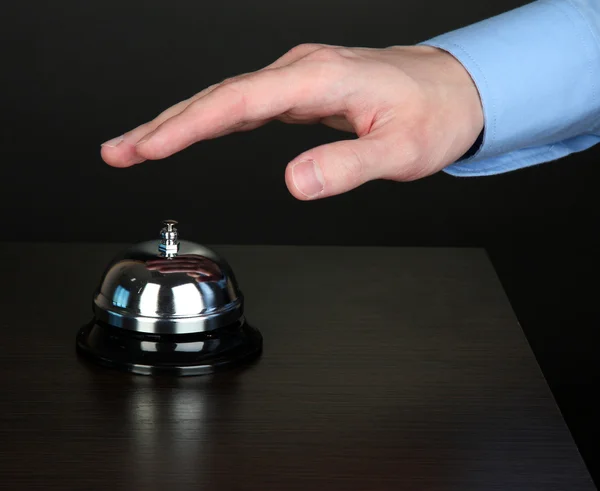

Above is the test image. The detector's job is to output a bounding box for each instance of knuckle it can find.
[339,144,366,183]
[305,46,344,62]
[300,47,353,82]
[289,43,324,56]
[197,80,248,125]
[221,83,248,117]
[220,76,237,86]
[331,47,358,59]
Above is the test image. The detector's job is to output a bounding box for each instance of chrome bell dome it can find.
[92,220,244,335]
[76,220,262,376]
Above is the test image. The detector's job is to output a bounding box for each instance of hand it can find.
[101,44,483,200]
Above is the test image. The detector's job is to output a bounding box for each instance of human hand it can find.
[101,44,483,200]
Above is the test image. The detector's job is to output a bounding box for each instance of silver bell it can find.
[76,220,262,376]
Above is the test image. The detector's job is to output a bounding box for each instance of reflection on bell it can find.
[76,220,263,376]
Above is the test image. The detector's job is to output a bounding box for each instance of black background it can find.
[1,0,599,484]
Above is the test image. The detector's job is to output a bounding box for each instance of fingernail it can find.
[135,136,150,147]
[292,159,324,198]
[101,135,124,148]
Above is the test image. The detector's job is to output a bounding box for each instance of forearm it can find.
[420,0,600,176]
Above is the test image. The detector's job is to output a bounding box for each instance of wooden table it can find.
[0,242,595,490]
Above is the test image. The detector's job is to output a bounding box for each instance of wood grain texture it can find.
[0,242,595,490]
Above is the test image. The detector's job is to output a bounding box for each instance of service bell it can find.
[76,220,262,376]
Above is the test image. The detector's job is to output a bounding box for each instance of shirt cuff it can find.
[419,0,600,176]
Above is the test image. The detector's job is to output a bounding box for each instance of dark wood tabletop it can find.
[0,242,595,490]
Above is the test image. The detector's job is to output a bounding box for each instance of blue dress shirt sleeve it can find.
[420,0,600,176]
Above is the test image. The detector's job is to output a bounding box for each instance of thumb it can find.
[284,137,387,200]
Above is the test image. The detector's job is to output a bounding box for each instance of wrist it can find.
[407,46,484,165]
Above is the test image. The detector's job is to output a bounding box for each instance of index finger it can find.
[135,60,349,160]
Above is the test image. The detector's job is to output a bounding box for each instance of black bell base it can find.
[76,318,262,376]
